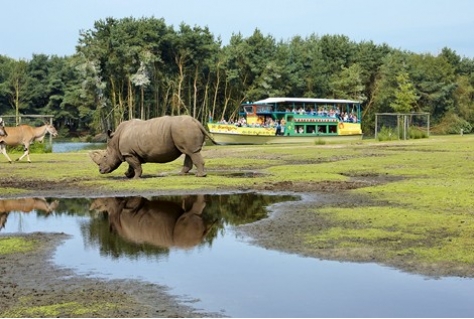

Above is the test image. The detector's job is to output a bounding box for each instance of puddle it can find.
[2,194,474,317]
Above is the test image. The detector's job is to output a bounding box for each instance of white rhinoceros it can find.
[90,115,217,178]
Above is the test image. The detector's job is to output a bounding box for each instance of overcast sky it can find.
[1,0,474,60]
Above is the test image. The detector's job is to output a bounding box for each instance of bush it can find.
[6,142,52,154]
[377,126,398,141]
[431,113,472,135]
[409,126,428,139]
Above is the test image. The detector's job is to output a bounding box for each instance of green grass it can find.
[2,134,474,274]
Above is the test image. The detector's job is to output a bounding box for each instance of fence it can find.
[375,112,430,140]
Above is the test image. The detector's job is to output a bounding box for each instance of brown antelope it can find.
[0,117,6,137]
[0,123,58,163]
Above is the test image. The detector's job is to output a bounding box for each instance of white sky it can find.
[1,0,474,60]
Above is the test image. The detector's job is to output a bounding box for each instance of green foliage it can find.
[432,112,473,134]
[6,142,52,154]
[0,18,473,138]
[376,126,398,141]
[390,72,418,112]
[408,126,428,139]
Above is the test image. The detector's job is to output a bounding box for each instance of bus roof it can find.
[253,97,361,104]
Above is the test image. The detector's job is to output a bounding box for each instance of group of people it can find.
[287,107,358,123]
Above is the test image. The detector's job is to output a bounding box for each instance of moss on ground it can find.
[0,237,37,254]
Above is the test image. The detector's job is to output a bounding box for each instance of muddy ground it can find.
[0,174,406,317]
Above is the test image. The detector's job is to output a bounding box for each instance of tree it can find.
[329,63,366,101]
[2,59,28,125]
[390,72,418,113]
[408,53,456,120]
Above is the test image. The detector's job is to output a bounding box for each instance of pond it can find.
[2,194,474,317]
[52,141,105,153]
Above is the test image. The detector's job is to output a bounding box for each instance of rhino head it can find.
[89,149,122,174]
[89,129,123,174]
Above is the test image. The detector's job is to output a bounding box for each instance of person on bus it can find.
[275,120,281,136]
[280,119,286,135]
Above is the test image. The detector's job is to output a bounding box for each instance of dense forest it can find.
[1,16,473,139]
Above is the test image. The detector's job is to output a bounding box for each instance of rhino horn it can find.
[89,150,106,165]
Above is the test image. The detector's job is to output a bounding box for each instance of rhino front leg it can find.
[124,155,142,178]
[124,165,135,178]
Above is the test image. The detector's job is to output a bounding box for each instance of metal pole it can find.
[375,113,378,140]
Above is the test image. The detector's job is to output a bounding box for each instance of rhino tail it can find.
[197,120,219,145]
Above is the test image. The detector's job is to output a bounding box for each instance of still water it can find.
[2,194,474,318]
[52,141,105,153]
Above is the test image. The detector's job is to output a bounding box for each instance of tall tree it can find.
[390,72,418,113]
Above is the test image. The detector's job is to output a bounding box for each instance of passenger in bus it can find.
[298,127,304,134]
[350,113,357,123]
[280,119,286,135]
[275,121,281,136]
[342,112,349,122]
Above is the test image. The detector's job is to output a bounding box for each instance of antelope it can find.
[0,117,6,137]
[0,123,58,163]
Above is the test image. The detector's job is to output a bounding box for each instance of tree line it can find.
[0,16,473,138]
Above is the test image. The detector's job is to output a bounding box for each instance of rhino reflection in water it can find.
[0,197,59,230]
[90,195,214,249]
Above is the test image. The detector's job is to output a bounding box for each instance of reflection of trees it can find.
[78,193,299,259]
[81,213,169,259]
[51,197,94,216]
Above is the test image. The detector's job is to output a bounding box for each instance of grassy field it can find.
[1,134,474,275]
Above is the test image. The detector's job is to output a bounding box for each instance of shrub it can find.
[377,126,398,141]
[432,112,472,135]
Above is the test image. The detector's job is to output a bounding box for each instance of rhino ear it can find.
[89,150,105,165]
[107,129,114,139]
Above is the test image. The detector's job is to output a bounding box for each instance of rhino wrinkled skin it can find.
[90,115,216,178]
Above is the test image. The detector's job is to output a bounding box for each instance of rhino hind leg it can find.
[189,152,207,177]
[180,155,193,175]
[124,156,142,178]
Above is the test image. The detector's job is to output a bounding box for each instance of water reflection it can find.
[90,195,215,252]
[2,193,474,317]
[84,193,296,258]
[1,193,298,257]
[0,197,59,230]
